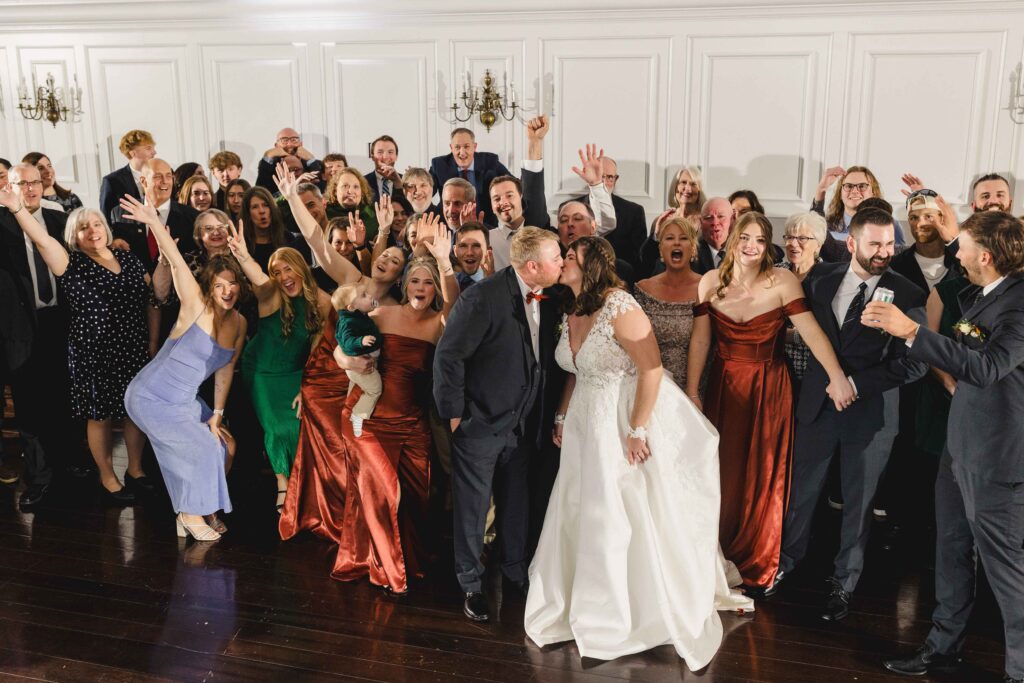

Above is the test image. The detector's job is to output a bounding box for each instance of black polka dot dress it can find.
[58,249,150,420]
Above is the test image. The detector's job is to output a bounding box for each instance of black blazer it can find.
[433,266,559,449]
[520,167,552,229]
[572,192,647,272]
[797,262,928,426]
[0,207,68,328]
[364,171,402,203]
[909,274,1024,481]
[889,244,960,293]
[430,151,511,227]
[110,202,199,273]
[99,164,142,224]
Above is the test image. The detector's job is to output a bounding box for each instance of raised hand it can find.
[458,201,477,227]
[226,219,251,260]
[423,219,453,266]
[816,166,846,193]
[0,185,21,211]
[118,195,161,226]
[347,211,367,247]
[273,161,301,198]
[900,173,925,197]
[571,144,605,187]
[935,194,961,241]
[374,194,394,232]
[481,247,494,277]
[526,115,550,142]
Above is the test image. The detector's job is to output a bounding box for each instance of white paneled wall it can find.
[2,0,1024,224]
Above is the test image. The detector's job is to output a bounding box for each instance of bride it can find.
[524,236,752,666]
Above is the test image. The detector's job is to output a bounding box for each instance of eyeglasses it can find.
[784,234,817,244]
[601,174,619,182]
[841,182,871,194]
[278,136,301,143]
[201,224,230,234]
[13,180,43,188]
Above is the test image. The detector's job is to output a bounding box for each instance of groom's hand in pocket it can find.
[449,418,461,433]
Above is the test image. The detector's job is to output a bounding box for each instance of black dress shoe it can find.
[19,483,49,508]
[762,570,786,598]
[102,485,136,506]
[463,591,489,622]
[882,645,962,676]
[123,473,155,493]
[821,579,850,622]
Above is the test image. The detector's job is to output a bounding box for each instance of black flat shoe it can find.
[463,591,489,622]
[124,472,155,493]
[20,483,49,509]
[761,570,786,599]
[821,578,850,622]
[883,645,963,676]
[102,485,135,506]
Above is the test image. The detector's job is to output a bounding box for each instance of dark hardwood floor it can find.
[0,429,1008,682]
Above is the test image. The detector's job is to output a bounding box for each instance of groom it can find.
[866,210,1024,683]
[434,227,564,622]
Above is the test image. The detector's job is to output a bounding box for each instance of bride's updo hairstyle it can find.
[567,236,624,316]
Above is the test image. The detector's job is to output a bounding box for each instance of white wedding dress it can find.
[524,290,752,666]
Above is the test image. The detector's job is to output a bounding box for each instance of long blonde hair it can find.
[714,212,777,301]
[267,247,323,338]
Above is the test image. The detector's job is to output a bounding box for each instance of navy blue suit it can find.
[99,165,142,224]
[430,152,511,227]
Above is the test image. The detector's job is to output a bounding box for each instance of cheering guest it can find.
[255,128,323,193]
[335,236,456,595]
[152,209,236,306]
[208,151,243,210]
[779,208,926,620]
[868,211,1024,683]
[667,166,705,221]
[321,153,347,189]
[687,212,855,595]
[230,227,326,513]
[453,222,493,291]
[402,167,440,218]
[365,135,402,201]
[22,152,83,214]
[178,175,215,213]
[240,185,304,272]
[781,212,827,381]
[223,178,250,226]
[431,128,511,226]
[1,188,153,504]
[634,216,701,387]
[812,165,905,261]
[173,162,205,198]
[330,167,380,242]
[121,196,247,542]
[571,155,648,272]
[99,129,157,223]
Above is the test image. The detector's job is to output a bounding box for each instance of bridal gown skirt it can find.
[524,374,752,666]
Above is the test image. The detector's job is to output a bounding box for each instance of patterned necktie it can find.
[459,168,469,180]
[842,282,868,329]
[381,179,391,197]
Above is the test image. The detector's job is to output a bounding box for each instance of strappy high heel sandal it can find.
[176,513,221,542]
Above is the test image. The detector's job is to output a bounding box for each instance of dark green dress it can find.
[241,296,312,475]
[915,276,968,457]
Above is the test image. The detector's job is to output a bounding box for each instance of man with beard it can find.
[971,173,1013,213]
[775,207,927,619]
[866,211,1024,683]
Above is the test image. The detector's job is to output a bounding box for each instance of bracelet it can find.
[441,267,454,276]
[354,244,368,251]
[213,408,225,416]
[627,424,648,441]
[12,203,25,215]
[554,414,566,425]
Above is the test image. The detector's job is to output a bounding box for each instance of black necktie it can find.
[459,169,469,180]
[842,282,867,329]
[969,288,985,310]
[32,243,53,305]
[716,249,725,263]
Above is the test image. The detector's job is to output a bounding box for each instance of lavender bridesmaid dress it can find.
[125,321,235,515]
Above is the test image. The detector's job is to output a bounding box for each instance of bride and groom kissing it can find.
[434,226,750,668]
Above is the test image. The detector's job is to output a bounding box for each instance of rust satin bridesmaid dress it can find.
[279,309,350,547]
[334,333,434,593]
[696,297,809,589]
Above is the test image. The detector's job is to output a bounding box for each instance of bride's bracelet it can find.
[627,424,647,441]
[554,413,566,425]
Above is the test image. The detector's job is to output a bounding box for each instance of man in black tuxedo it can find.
[98,129,156,223]
[434,227,564,622]
[0,164,79,507]
[364,134,402,202]
[777,207,927,619]
[871,211,1024,683]
[431,128,511,227]
[572,156,647,272]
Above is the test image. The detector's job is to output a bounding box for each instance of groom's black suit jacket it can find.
[909,273,1024,482]
[434,266,559,450]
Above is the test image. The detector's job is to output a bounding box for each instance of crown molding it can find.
[3,0,1024,32]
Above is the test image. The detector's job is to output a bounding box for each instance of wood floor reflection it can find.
[0,435,1007,682]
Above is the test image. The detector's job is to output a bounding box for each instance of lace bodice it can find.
[555,290,641,387]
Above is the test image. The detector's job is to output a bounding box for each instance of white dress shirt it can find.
[514,269,541,360]
[983,275,1007,296]
[130,165,145,196]
[831,266,882,326]
[25,208,58,309]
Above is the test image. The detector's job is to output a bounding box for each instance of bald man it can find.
[256,127,324,194]
[557,199,635,287]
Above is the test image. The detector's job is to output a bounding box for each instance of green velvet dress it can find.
[241,296,312,475]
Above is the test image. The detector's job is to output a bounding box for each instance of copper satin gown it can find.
[334,333,433,592]
[696,297,809,589]
[279,309,350,549]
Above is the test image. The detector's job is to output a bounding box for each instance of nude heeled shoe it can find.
[176,513,221,542]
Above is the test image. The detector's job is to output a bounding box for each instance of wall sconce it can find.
[18,72,83,127]
[1011,63,1024,125]
[451,69,518,132]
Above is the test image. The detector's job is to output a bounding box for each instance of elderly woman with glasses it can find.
[153,209,239,305]
[781,212,828,382]
[812,165,906,261]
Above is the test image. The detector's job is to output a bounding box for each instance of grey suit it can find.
[780,263,927,592]
[909,274,1024,680]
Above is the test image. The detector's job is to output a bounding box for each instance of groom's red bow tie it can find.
[526,291,547,304]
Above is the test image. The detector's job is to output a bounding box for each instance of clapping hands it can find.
[571,144,605,187]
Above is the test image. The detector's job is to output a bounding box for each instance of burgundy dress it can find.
[333,333,433,593]
[279,309,350,546]
[696,297,809,589]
